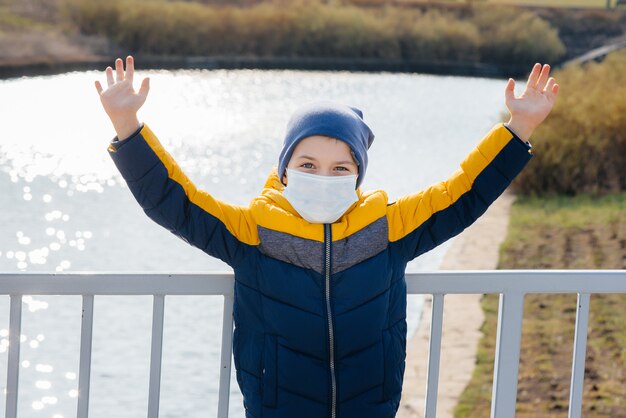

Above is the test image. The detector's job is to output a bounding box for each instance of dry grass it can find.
[354,0,616,8]
[62,0,565,68]
[0,0,107,66]
[2,0,624,71]
[0,31,103,65]
[455,193,626,417]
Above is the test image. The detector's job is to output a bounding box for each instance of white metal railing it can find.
[1,270,626,418]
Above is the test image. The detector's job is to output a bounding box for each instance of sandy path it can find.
[397,191,516,418]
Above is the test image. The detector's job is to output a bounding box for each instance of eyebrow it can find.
[296,155,357,165]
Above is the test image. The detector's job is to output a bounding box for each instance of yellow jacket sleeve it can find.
[386,124,532,261]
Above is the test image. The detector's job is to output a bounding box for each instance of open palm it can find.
[95,56,150,139]
[505,63,559,141]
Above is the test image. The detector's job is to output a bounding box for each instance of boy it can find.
[96,56,558,418]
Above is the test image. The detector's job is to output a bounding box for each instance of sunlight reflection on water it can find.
[0,68,505,417]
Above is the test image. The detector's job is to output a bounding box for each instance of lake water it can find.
[0,68,505,417]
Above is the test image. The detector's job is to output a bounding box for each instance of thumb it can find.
[504,78,515,103]
[138,77,150,99]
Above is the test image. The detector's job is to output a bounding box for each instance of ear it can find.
[282,172,288,186]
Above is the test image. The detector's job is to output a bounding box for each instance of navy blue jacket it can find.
[108,123,532,418]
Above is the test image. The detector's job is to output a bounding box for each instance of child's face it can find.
[282,135,358,185]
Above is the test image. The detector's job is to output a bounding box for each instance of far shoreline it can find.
[0,55,531,81]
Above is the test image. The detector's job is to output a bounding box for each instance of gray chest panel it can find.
[258,226,325,273]
[331,216,388,273]
[258,216,389,274]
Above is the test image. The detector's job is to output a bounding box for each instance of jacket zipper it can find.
[324,223,337,418]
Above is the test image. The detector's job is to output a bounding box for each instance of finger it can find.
[106,66,114,87]
[504,78,515,102]
[126,56,134,84]
[526,63,541,89]
[138,77,150,99]
[115,58,124,82]
[95,80,104,95]
[550,83,560,99]
[544,77,556,93]
[536,64,551,90]
[546,83,560,104]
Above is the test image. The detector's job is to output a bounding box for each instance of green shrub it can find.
[513,50,626,196]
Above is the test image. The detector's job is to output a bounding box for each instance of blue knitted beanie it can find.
[278,101,375,189]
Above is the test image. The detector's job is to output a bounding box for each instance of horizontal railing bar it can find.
[1,271,626,296]
[407,270,626,294]
[0,273,235,295]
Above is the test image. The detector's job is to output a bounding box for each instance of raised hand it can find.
[504,63,559,142]
[95,56,150,140]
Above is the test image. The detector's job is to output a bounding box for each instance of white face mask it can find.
[282,169,358,224]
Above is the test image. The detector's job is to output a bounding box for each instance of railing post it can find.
[77,294,95,418]
[491,292,525,418]
[5,295,22,418]
[424,294,445,418]
[147,295,166,418]
[217,294,234,418]
[568,293,590,418]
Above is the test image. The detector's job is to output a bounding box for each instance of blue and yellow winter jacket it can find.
[108,123,532,418]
